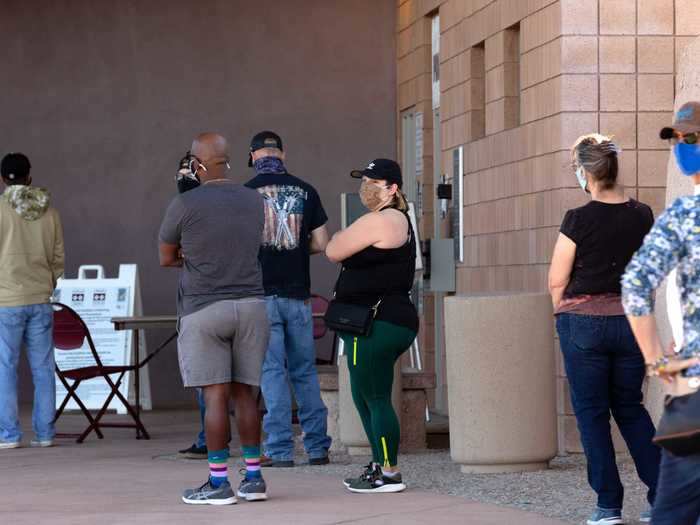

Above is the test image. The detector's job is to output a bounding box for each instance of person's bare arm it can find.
[159,242,183,267]
[309,225,329,255]
[547,233,576,309]
[627,315,699,378]
[325,213,384,263]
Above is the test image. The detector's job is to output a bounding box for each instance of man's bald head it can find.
[191,133,230,182]
[192,133,229,161]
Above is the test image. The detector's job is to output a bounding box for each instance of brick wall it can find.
[397,0,700,450]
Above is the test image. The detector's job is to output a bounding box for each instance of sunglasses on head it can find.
[669,131,700,145]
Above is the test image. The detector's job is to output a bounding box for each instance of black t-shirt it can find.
[245,172,327,299]
[560,199,654,298]
[334,210,419,333]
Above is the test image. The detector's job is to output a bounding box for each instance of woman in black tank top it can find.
[326,159,417,494]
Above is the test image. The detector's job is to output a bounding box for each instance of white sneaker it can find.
[30,439,54,448]
[0,441,21,449]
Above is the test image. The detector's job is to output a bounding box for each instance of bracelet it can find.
[646,356,670,377]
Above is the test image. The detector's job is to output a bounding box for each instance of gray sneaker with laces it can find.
[586,508,623,525]
[237,476,268,501]
[347,464,406,494]
[182,479,237,505]
[343,462,375,487]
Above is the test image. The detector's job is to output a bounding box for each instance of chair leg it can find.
[77,382,120,444]
[65,382,105,440]
[105,369,150,440]
[54,383,72,423]
[113,384,150,440]
[54,370,78,422]
[54,372,105,440]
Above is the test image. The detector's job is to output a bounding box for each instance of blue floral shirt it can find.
[622,195,700,376]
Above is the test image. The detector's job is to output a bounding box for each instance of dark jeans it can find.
[651,450,700,524]
[556,313,661,510]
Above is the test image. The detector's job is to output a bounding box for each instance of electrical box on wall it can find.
[436,184,452,200]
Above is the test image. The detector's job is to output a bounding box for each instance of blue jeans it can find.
[261,296,331,460]
[196,387,206,448]
[651,450,700,524]
[0,304,55,443]
[556,313,660,510]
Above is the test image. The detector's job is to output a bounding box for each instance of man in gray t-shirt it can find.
[159,173,265,316]
[159,133,270,505]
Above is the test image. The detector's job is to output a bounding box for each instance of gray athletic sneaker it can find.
[586,508,623,525]
[237,476,268,501]
[343,462,375,487]
[347,465,406,494]
[182,479,237,505]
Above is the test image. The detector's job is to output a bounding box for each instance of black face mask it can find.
[175,151,201,193]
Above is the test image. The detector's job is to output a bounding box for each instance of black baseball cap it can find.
[660,101,700,139]
[1,153,31,181]
[248,131,283,166]
[350,158,402,189]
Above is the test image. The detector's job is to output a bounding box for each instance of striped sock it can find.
[242,445,262,480]
[208,449,229,488]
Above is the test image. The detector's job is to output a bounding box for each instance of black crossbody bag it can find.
[323,268,382,336]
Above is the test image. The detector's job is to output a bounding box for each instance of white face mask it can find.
[575,166,588,192]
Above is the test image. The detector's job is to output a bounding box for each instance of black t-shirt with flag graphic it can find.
[245,172,327,299]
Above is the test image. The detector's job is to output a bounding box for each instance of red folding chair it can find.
[52,302,150,443]
[311,294,338,364]
[311,294,329,340]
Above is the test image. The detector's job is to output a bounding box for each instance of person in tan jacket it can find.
[0,153,64,449]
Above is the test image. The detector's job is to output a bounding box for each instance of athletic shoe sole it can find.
[30,441,54,448]
[236,490,268,501]
[0,442,21,449]
[586,518,623,525]
[181,496,237,505]
[347,483,406,494]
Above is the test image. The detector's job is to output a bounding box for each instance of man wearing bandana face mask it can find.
[621,103,700,525]
[244,131,332,468]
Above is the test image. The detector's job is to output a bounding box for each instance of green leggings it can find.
[341,321,416,467]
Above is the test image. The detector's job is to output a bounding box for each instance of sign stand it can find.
[53,264,151,414]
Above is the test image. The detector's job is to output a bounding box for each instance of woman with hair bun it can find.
[548,134,660,525]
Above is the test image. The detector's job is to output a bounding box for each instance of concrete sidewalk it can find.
[0,409,566,525]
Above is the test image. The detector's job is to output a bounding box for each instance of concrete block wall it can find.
[397,3,437,405]
[397,0,700,451]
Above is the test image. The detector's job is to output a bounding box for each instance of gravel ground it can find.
[291,451,650,525]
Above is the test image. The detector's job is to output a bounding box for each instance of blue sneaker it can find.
[639,509,651,523]
[586,508,623,525]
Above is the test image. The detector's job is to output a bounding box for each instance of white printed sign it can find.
[53,264,151,414]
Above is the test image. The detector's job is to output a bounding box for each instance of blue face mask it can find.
[673,143,700,176]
